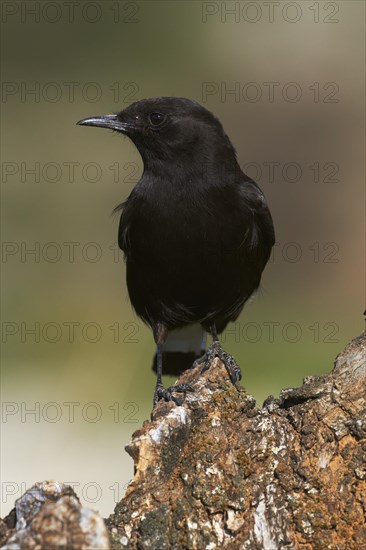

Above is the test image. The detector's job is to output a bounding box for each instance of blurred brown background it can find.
[1,0,365,517]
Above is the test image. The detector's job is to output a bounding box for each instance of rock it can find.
[1,481,109,549]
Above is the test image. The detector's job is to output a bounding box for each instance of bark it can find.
[107,331,366,549]
[1,332,365,550]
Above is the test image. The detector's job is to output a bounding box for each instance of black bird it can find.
[77,97,275,407]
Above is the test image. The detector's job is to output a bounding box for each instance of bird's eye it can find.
[149,112,166,126]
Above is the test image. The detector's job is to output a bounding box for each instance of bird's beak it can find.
[76,114,131,133]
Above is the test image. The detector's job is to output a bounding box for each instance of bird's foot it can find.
[153,383,194,407]
[198,341,242,384]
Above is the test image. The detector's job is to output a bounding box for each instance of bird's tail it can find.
[152,324,206,376]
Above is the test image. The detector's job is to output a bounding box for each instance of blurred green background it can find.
[1,0,364,518]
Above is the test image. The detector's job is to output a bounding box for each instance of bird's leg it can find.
[194,323,242,384]
[153,323,194,408]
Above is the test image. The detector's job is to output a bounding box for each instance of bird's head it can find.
[77,97,237,168]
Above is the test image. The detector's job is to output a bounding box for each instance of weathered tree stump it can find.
[1,331,365,549]
[107,331,366,549]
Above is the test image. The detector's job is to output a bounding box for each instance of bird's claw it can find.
[172,383,195,393]
[201,341,242,384]
[153,383,194,407]
[191,353,207,370]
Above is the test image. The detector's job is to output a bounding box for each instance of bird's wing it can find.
[114,198,134,255]
[237,176,275,268]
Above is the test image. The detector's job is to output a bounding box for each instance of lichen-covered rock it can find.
[1,481,109,549]
[107,332,366,549]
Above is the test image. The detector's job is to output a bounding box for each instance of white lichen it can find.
[149,406,188,443]
[253,499,277,550]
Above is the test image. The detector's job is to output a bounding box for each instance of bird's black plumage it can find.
[77,97,275,407]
